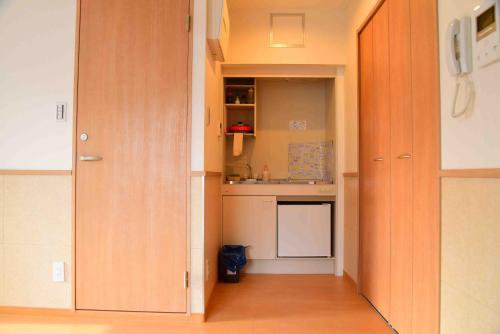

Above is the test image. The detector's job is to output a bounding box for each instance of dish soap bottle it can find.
[262,165,270,182]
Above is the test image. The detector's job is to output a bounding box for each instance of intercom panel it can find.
[474,0,500,67]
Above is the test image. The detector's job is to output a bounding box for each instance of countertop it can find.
[222,183,336,196]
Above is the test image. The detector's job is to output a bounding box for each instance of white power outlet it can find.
[52,261,65,282]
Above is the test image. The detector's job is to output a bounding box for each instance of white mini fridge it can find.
[277,202,332,258]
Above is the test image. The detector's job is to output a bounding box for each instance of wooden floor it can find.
[0,275,393,334]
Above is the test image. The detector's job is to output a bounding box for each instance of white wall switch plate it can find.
[52,261,65,282]
[56,103,67,122]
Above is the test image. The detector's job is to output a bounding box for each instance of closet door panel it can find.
[409,0,440,333]
[359,21,376,306]
[359,1,391,318]
[370,2,391,317]
[388,0,413,332]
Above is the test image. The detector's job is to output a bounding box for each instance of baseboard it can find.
[0,306,202,322]
[0,306,74,316]
[243,258,336,274]
[343,271,357,287]
[190,313,206,323]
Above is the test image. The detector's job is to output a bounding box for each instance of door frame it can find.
[356,0,441,332]
[70,0,194,315]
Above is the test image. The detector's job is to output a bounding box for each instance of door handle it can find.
[80,155,103,162]
[397,154,412,159]
[373,157,384,162]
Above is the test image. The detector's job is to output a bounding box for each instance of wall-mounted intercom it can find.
[447,16,475,118]
[474,0,500,67]
[447,17,473,75]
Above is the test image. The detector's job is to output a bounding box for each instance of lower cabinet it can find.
[222,196,277,259]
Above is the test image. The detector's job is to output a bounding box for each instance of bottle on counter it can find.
[262,165,270,182]
[248,88,254,104]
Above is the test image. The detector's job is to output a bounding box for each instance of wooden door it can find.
[388,0,413,332]
[358,1,391,318]
[222,196,277,260]
[75,0,189,312]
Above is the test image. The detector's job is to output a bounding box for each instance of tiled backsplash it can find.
[288,141,334,181]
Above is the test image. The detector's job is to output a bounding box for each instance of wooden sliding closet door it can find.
[409,0,440,333]
[358,0,440,333]
[76,0,189,312]
[388,0,413,332]
[359,1,391,318]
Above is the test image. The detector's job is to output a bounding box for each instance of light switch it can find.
[56,103,67,121]
[52,261,65,282]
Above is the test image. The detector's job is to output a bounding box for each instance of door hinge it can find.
[185,15,191,32]
[183,271,189,289]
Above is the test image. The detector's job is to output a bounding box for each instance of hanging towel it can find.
[233,133,244,157]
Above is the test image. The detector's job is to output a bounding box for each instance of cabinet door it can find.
[359,1,391,318]
[389,0,413,332]
[223,196,277,259]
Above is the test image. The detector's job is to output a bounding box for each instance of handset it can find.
[447,19,461,75]
[447,17,472,75]
[447,16,474,117]
[458,16,472,74]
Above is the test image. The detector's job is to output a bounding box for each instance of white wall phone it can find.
[447,16,475,118]
[447,17,473,75]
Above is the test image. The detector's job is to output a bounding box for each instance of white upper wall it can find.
[439,0,500,169]
[0,0,76,170]
[226,0,350,64]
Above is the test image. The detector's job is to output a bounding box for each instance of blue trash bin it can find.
[218,245,247,283]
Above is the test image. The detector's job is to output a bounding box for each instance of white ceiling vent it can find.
[270,13,305,48]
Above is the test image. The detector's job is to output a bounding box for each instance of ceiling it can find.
[227,0,351,11]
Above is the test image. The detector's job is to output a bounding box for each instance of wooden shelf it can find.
[224,77,257,138]
[225,84,255,88]
[225,104,255,108]
[225,132,255,136]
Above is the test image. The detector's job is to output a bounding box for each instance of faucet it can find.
[246,164,253,179]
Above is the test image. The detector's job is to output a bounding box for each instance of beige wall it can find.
[0,0,76,308]
[191,174,223,312]
[204,175,222,306]
[439,0,500,169]
[0,175,72,308]
[441,178,500,334]
[205,50,224,173]
[191,0,207,171]
[226,78,333,179]
[226,1,349,65]
[203,16,224,308]
[438,1,500,332]
[190,176,204,314]
[343,177,358,282]
[0,0,76,170]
